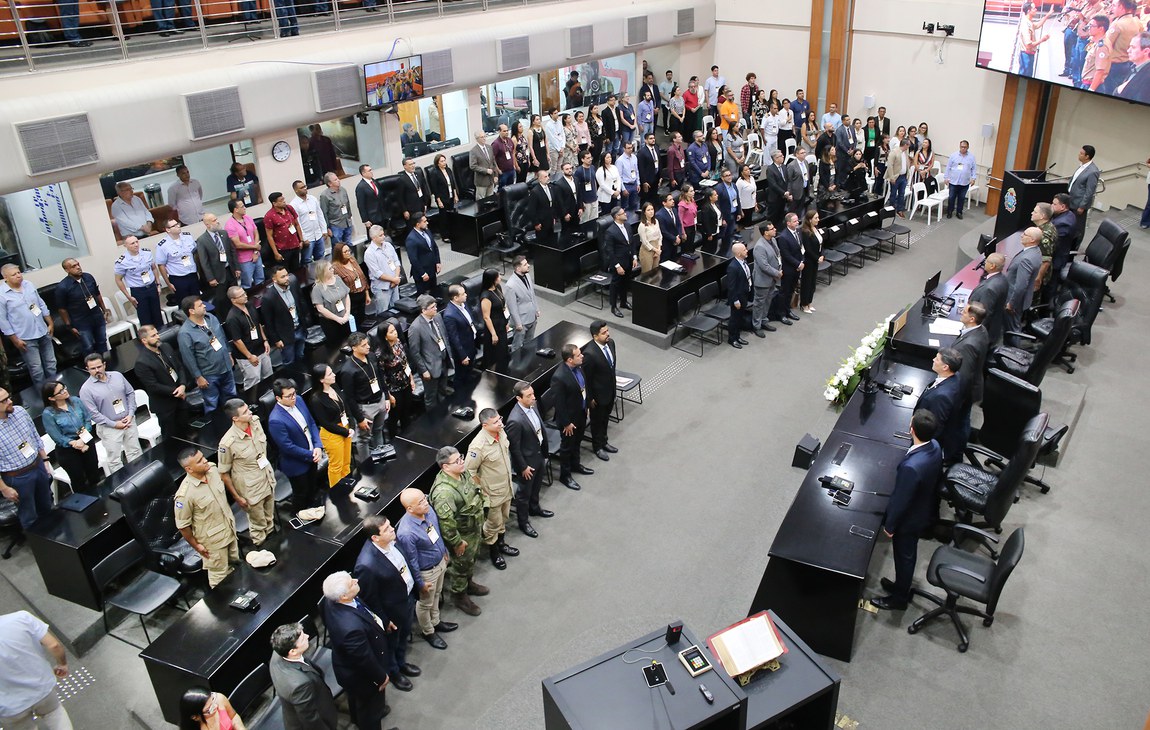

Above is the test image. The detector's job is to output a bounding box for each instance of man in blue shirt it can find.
[617,142,640,213]
[56,258,111,356]
[716,168,740,255]
[0,391,54,528]
[156,219,202,304]
[821,102,842,130]
[177,296,237,415]
[686,130,711,186]
[0,264,57,390]
[395,487,457,649]
[944,140,977,220]
[790,88,810,125]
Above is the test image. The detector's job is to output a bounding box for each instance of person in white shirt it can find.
[363,225,402,314]
[944,140,977,219]
[595,152,622,208]
[166,165,206,226]
[290,179,329,268]
[703,65,726,117]
[543,108,566,174]
[111,182,154,238]
[616,142,640,213]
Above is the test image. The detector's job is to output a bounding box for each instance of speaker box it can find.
[792,433,821,469]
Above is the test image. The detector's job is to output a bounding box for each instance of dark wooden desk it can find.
[834,359,933,448]
[750,429,908,661]
[140,529,342,725]
[25,499,131,611]
[490,320,591,390]
[447,200,503,256]
[816,193,883,228]
[631,253,729,334]
[397,370,519,450]
[742,611,841,730]
[530,234,600,292]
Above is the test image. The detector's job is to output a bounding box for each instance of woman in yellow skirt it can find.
[308,364,353,488]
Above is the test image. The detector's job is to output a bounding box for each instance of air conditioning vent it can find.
[626,15,648,46]
[498,36,530,73]
[568,25,594,59]
[313,66,363,113]
[183,87,245,141]
[15,113,98,176]
[423,49,454,89]
[676,7,695,36]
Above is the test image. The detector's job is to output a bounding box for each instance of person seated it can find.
[843,150,869,200]
[401,123,424,148]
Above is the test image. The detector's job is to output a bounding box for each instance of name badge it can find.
[169,367,178,381]
[340,413,350,427]
[219,252,228,263]
[86,296,97,310]
[249,327,259,340]
[955,163,963,170]
[340,205,348,215]
[503,306,510,320]
[505,151,512,160]
[18,441,35,459]
[288,225,297,235]
[389,261,398,271]
[584,183,592,191]
[404,364,412,377]
[354,277,362,289]
[335,300,345,313]
[209,336,223,351]
[30,303,42,317]
[257,456,271,470]
[78,428,93,444]
[427,525,440,543]
[436,338,446,352]
[181,255,191,265]
[369,379,381,394]
[112,398,126,415]
[142,270,153,284]
[308,211,317,220]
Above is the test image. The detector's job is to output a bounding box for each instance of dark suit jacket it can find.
[968,272,1009,343]
[268,653,338,730]
[604,222,633,270]
[527,183,560,228]
[398,170,430,217]
[405,228,440,282]
[133,342,191,416]
[764,163,787,207]
[916,375,965,461]
[801,230,822,267]
[1118,63,1150,103]
[551,364,587,428]
[655,206,683,245]
[696,203,721,241]
[427,167,458,209]
[777,228,803,275]
[260,278,312,348]
[726,257,752,306]
[952,325,990,404]
[442,303,478,365]
[637,144,661,189]
[715,182,738,221]
[884,440,943,536]
[354,541,415,624]
[323,599,391,696]
[355,177,386,226]
[194,230,238,287]
[580,339,617,407]
[268,401,321,477]
[1005,245,1042,314]
[506,403,547,473]
[876,116,891,138]
[554,175,582,220]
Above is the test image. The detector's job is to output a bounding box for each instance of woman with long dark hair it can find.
[588,104,606,161]
[799,210,825,314]
[179,687,245,730]
[377,319,418,433]
[513,120,531,183]
[308,364,353,488]
[528,113,548,174]
[863,116,879,173]
[40,381,101,493]
[331,242,369,331]
[478,269,510,371]
[678,184,698,253]
[428,152,459,245]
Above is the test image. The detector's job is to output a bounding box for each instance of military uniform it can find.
[174,465,239,588]
[464,428,514,546]
[217,417,277,545]
[428,469,485,596]
[113,247,163,328]
[1082,38,1111,90]
[156,232,202,303]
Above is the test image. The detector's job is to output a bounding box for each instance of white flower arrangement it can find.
[824,314,896,406]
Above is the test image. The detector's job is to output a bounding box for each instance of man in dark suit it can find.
[875,107,891,138]
[604,206,637,319]
[951,302,990,454]
[354,516,422,693]
[770,213,803,323]
[784,152,807,218]
[581,320,619,461]
[407,295,455,408]
[1050,193,1078,285]
[1004,227,1043,339]
[404,213,440,296]
[655,193,684,263]
[194,213,239,315]
[527,170,560,246]
[726,243,754,348]
[441,284,478,385]
[505,380,554,538]
[260,265,312,366]
[553,163,583,240]
[715,168,740,255]
[268,623,338,730]
[551,344,593,490]
[833,115,855,185]
[398,157,431,243]
[321,571,392,730]
[133,324,192,439]
[916,348,966,464]
[1117,32,1150,102]
[764,150,789,228]
[355,163,386,232]
[637,132,662,208]
[872,409,943,611]
[968,252,1009,344]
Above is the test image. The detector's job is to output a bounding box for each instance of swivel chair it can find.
[1026,261,1107,373]
[110,461,203,578]
[0,497,24,559]
[988,299,1078,386]
[452,152,475,201]
[500,182,535,247]
[976,369,1068,495]
[907,526,1025,652]
[477,220,523,274]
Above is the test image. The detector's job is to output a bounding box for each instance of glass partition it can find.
[297,117,361,186]
[396,91,469,157]
[481,74,539,134]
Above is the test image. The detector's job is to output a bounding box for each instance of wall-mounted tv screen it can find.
[365,55,425,107]
[974,1,1150,106]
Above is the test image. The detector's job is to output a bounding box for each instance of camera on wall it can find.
[924,21,955,36]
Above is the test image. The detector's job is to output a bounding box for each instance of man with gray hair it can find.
[469,131,497,199]
[0,264,57,389]
[428,446,488,616]
[319,172,354,247]
[406,295,455,407]
[321,570,392,729]
[1004,226,1044,340]
[364,225,402,314]
[224,286,272,401]
[268,623,338,730]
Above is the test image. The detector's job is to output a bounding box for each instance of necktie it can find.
[214,232,224,252]
[355,601,383,629]
[603,344,614,367]
[369,179,377,194]
[544,186,552,204]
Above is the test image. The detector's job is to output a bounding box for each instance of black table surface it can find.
[489,320,591,386]
[397,370,520,450]
[632,251,728,292]
[741,611,841,729]
[835,359,933,448]
[816,193,884,227]
[768,430,908,579]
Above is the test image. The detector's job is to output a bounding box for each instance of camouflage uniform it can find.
[429,467,485,595]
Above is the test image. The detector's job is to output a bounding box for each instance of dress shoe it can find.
[612,308,624,318]
[382,704,391,717]
[560,477,581,490]
[466,580,489,596]
[897,211,906,218]
[443,385,455,395]
[620,301,632,310]
[399,663,421,677]
[158,30,178,36]
[489,549,506,570]
[956,212,963,220]
[423,633,448,649]
[496,535,519,556]
[778,318,792,326]
[736,337,750,345]
[529,507,554,518]
[573,465,595,475]
[434,620,458,632]
[761,323,777,332]
[753,329,766,338]
[519,522,539,538]
[870,594,909,611]
[880,577,897,593]
[68,39,93,47]
[945,211,953,219]
[786,312,800,321]
[595,449,610,461]
[388,673,413,692]
[601,443,618,453]
[729,341,743,349]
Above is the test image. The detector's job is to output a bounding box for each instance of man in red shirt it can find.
[262,192,304,274]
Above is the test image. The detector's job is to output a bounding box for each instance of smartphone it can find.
[288,517,304,530]
[849,525,875,539]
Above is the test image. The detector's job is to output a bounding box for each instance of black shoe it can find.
[870,595,909,611]
[736,338,749,345]
[443,385,455,395]
[530,507,554,518]
[423,632,448,649]
[400,663,421,677]
[435,620,458,632]
[778,318,792,326]
[601,443,618,453]
[761,323,777,332]
[786,312,801,321]
[67,39,93,47]
[388,673,413,691]
[594,449,610,461]
[519,522,539,538]
[560,477,581,490]
[956,212,963,220]
[489,549,506,570]
[158,30,178,36]
[620,301,631,310]
[753,329,766,338]
[729,341,743,349]
[573,465,595,475]
[880,577,897,593]
[612,308,624,318]
[497,535,519,556]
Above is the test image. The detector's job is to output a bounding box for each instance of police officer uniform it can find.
[216,417,277,546]
[114,247,163,327]
[464,427,518,568]
[174,465,239,588]
[156,232,202,304]
[429,468,486,607]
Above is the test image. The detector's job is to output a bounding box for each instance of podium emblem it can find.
[1003,187,1017,213]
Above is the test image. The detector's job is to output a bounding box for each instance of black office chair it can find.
[299,612,343,700]
[880,205,911,248]
[92,540,184,648]
[988,299,1078,386]
[698,280,730,333]
[1079,221,1119,272]
[976,368,1067,495]
[477,221,523,273]
[843,219,881,261]
[824,223,865,269]
[452,152,475,201]
[228,663,282,730]
[500,182,535,246]
[110,461,204,578]
[1104,230,1131,303]
[0,497,24,559]
[574,251,610,310]
[1026,261,1107,373]
[671,292,721,357]
[942,413,1047,543]
[907,525,1025,653]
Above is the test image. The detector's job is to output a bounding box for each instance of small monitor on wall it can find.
[364,55,425,107]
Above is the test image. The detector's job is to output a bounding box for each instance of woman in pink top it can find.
[678,184,698,253]
[180,687,245,730]
[574,110,591,155]
[225,199,264,289]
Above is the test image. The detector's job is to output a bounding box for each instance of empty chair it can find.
[228,662,282,730]
[1026,261,1107,373]
[989,299,1079,385]
[697,280,730,330]
[104,295,138,344]
[134,389,162,449]
[477,221,523,273]
[92,540,183,648]
[907,526,1025,652]
[574,251,610,309]
[909,181,943,224]
[113,290,142,331]
[975,368,1068,495]
[671,292,721,357]
[881,206,911,248]
[702,115,715,136]
[0,496,23,559]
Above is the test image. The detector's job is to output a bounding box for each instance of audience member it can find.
[341,331,394,462]
[174,447,240,588]
[581,320,620,457]
[355,164,386,231]
[268,378,326,522]
[321,571,392,729]
[1067,144,1100,246]
[332,242,370,329]
[0,389,54,528]
[290,180,329,268]
[552,343,594,490]
[224,287,272,401]
[407,295,454,408]
[604,207,636,318]
[309,364,353,488]
[750,221,782,334]
[168,165,206,225]
[772,212,804,324]
[261,265,311,366]
[110,182,154,238]
[56,258,110,356]
[464,408,519,570]
[134,324,192,438]
[311,260,353,344]
[405,214,440,296]
[156,219,202,304]
[944,140,977,219]
[114,236,164,328]
[951,302,990,452]
[1004,227,1043,338]
[428,446,489,615]
[319,172,354,247]
[79,352,142,473]
[263,192,305,273]
[225,200,264,291]
[504,381,553,540]
[268,623,339,730]
[442,284,478,386]
[354,516,421,692]
[41,381,101,493]
[226,162,261,206]
[799,210,825,314]
[217,398,277,547]
[528,169,560,244]
[725,242,754,348]
[0,264,57,389]
[885,139,911,218]
[504,256,541,353]
[195,213,239,314]
[969,252,1009,344]
[177,296,237,415]
[395,487,457,649]
[491,124,517,188]
[916,348,965,464]
[0,611,73,729]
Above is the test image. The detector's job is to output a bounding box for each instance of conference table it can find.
[530,233,600,293]
[816,192,884,228]
[631,252,729,333]
[446,199,503,256]
[490,320,591,389]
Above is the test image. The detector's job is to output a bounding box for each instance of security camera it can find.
[938,23,955,36]
[923,22,935,34]
[356,112,368,124]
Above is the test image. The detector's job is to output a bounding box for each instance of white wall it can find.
[708,0,813,100]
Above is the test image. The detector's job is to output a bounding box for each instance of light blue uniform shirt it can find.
[945,151,977,186]
[0,282,50,340]
[155,233,199,276]
[0,611,58,716]
[113,248,158,288]
[617,153,639,185]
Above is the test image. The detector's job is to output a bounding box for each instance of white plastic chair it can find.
[40,435,73,501]
[113,291,142,331]
[702,115,715,136]
[909,181,943,224]
[967,173,982,208]
[928,174,949,204]
[745,132,762,152]
[784,137,797,158]
[134,389,162,449]
[103,296,137,345]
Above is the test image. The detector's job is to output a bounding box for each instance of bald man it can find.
[1004,228,1043,340]
[726,242,754,348]
[969,252,1009,344]
[394,487,457,649]
[196,212,240,314]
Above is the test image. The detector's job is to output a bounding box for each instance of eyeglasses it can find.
[0,396,11,404]
[53,387,67,397]
[450,456,465,466]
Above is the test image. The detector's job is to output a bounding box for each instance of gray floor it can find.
[3,204,1148,729]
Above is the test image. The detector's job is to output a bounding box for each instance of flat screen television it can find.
[364,55,425,107]
[974,1,1150,107]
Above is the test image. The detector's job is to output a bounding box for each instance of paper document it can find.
[659,260,685,272]
[615,376,634,389]
[928,318,963,336]
[707,612,787,676]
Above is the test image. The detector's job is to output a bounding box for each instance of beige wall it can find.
[709,0,812,103]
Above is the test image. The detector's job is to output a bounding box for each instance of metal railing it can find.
[0,0,551,74]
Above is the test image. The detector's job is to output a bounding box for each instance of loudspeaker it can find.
[792,433,821,469]
[981,123,994,139]
[864,94,876,110]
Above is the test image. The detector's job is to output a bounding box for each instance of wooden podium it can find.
[993,170,1067,239]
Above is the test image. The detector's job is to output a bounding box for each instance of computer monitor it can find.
[364,55,424,107]
[922,270,941,299]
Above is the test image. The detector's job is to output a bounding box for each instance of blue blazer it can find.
[916,376,965,462]
[353,541,415,625]
[726,258,752,306]
[404,228,441,282]
[322,599,390,696]
[884,440,943,536]
[268,401,322,477]
[655,206,682,244]
[715,182,738,220]
[441,303,477,364]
